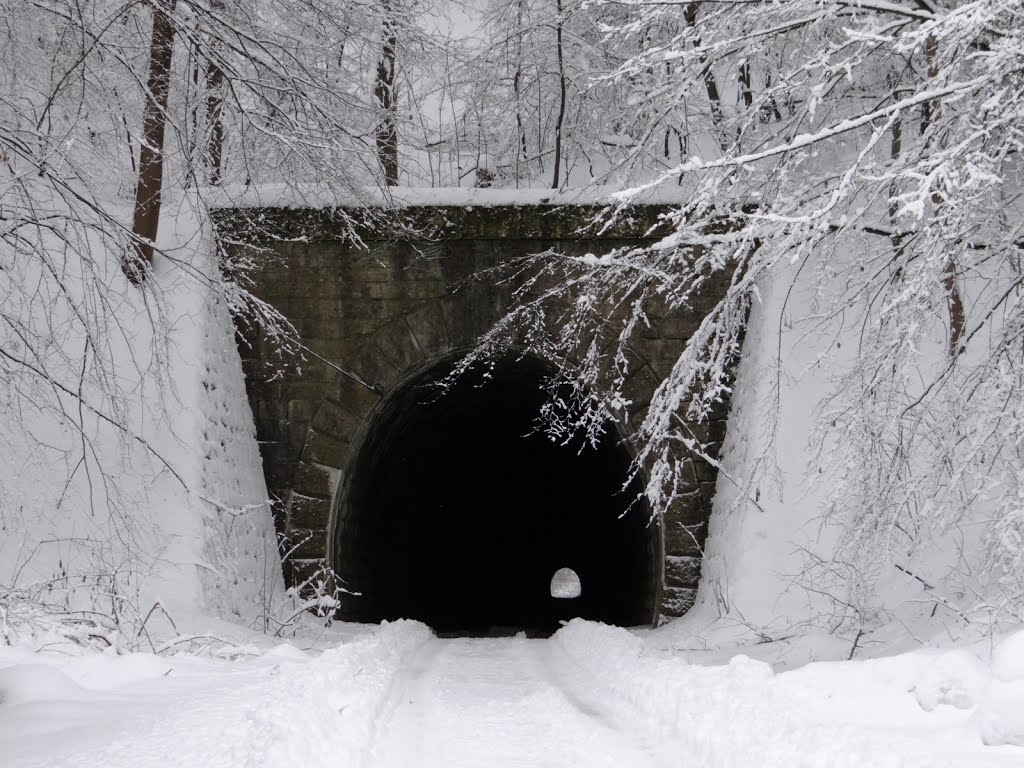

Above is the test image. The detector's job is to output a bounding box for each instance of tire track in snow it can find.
[362,634,444,768]
[537,632,681,767]
[366,634,666,768]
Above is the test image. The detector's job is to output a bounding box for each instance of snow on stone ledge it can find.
[204,184,696,211]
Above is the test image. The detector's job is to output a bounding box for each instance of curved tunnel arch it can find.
[331,353,662,636]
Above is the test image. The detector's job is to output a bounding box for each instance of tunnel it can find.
[333,354,661,636]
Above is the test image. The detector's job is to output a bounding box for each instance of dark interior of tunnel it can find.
[335,355,660,637]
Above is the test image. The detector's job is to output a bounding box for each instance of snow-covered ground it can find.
[2,619,1023,767]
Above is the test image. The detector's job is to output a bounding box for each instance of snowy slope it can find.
[664,244,1021,649]
[0,196,283,644]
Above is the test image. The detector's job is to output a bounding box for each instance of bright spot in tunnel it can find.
[334,355,660,636]
[550,567,582,599]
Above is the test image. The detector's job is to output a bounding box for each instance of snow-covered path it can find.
[368,635,663,768]
[3,619,1024,768]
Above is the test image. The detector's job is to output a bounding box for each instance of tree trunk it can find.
[206,62,225,185]
[889,111,903,262]
[920,34,964,355]
[128,0,177,283]
[375,5,398,187]
[551,0,566,189]
[513,0,528,182]
[684,3,727,153]
[738,60,753,110]
[206,0,226,186]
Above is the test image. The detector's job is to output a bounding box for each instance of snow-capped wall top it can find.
[204,184,694,211]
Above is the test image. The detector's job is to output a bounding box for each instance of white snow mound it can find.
[974,680,1024,747]
[992,629,1024,683]
[0,664,86,706]
[911,650,991,712]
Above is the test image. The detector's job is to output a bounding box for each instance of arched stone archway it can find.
[215,203,736,628]
[332,352,660,635]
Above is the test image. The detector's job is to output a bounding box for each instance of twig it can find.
[848,628,863,660]
[138,601,178,639]
[894,563,932,590]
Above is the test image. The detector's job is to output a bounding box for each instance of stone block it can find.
[239,358,261,382]
[679,420,711,445]
[267,461,297,497]
[692,270,733,312]
[288,417,311,454]
[636,315,697,341]
[665,555,703,589]
[628,337,687,379]
[360,299,401,326]
[620,363,661,415]
[256,399,287,426]
[439,241,480,286]
[296,315,350,341]
[664,494,708,527]
[296,351,355,383]
[661,587,697,617]
[693,457,719,483]
[404,303,451,361]
[371,320,427,374]
[665,520,706,557]
[349,343,401,394]
[293,461,335,498]
[699,481,719,504]
[284,527,327,559]
[288,493,332,529]
[365,280,444,301]
[268,494,288,532]
[336,375,381,416]
[304,430,350,469]
[311,399,365,443]
[344,256,393,285]
[305,241,343,268]
[439,295,492,351]
[287,399,314,422]
[278,380,337,407]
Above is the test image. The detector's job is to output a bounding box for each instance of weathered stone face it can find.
[213,204,735,630]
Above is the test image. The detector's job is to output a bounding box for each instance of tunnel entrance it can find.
[333,355,661,636]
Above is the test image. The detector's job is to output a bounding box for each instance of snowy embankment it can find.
[0,195,283,645]
[0,620,431,768]
[551,620,1024,761]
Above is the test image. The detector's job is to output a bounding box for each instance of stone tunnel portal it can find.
[334,355,661,636]
[219,202,730,628]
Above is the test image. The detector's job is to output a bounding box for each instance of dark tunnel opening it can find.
[335,355,661,636]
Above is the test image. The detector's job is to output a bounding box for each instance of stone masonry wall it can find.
[213,204,735,623]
